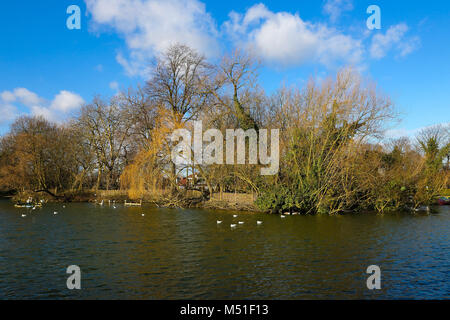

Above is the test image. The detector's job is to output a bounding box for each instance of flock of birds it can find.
[97,199,145,216]
[97,200,117,209]
[19,198,64,218]
[21,199,142,218]
[21,210,58,218]
[217,212,291,228]
[20,201,295,226]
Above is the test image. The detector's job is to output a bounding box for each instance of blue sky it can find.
[0,0,449,136]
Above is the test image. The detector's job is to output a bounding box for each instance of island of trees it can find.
[0,44,448,214]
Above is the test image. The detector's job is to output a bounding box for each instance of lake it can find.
[0,200,448,299]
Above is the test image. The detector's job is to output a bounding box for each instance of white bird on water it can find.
[21,214,26,218]
[257,221,263,225]
[230,224,237,228]
[217,220,222,224]
[238,221,244,225]
[142,214,145,217]
[233,215,238,218]
[54,211,58,215]
[281,215,286,219]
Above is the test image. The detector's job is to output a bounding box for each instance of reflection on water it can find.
[0,200,448,299]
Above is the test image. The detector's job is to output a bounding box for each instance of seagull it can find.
[257,221,263,225]
[113,206,117,209]
[230,224,237,228]
[281,215,286,219]
[63,205,66,208]
[142,214,145,217]
[238,221,244,224]
[21,214,26,218]
[233,215,238,218]
[217,220,222,224]
[54,211,58,215]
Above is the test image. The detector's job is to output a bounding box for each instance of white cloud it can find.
[384,128,411,139]
[30,105,56,121]
[384,122,450,139]
[85,0,219,76]
[49,91,85,113]
[370,23,420,59]
[1,91,16,103]
[116,51,153,77]
[1,88,43,106]
[224,4,363,67]
[33,91,85,121]
[0,104,18,125]
[109,81,119,91]
[0,88,84,124]
[323,0,353,22]
[398,36,421,57]
[84,1,419,74]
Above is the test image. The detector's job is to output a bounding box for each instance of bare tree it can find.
[210,50,260,131]
[77,97,133,190]
[146,44,212,123]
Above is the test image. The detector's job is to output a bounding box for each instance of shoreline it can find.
[3,190,446,215]
[5,190,263,213]
[3,198,440,216]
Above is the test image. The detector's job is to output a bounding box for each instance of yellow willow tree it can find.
[120,107,186,199]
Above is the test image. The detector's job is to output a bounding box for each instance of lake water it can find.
[0,200,448,299]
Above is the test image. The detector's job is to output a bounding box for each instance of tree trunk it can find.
[96,164,102,191]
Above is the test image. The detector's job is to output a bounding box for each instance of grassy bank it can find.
[11,187,450,213]
[10,187,448,213]
[10,189,261,212]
